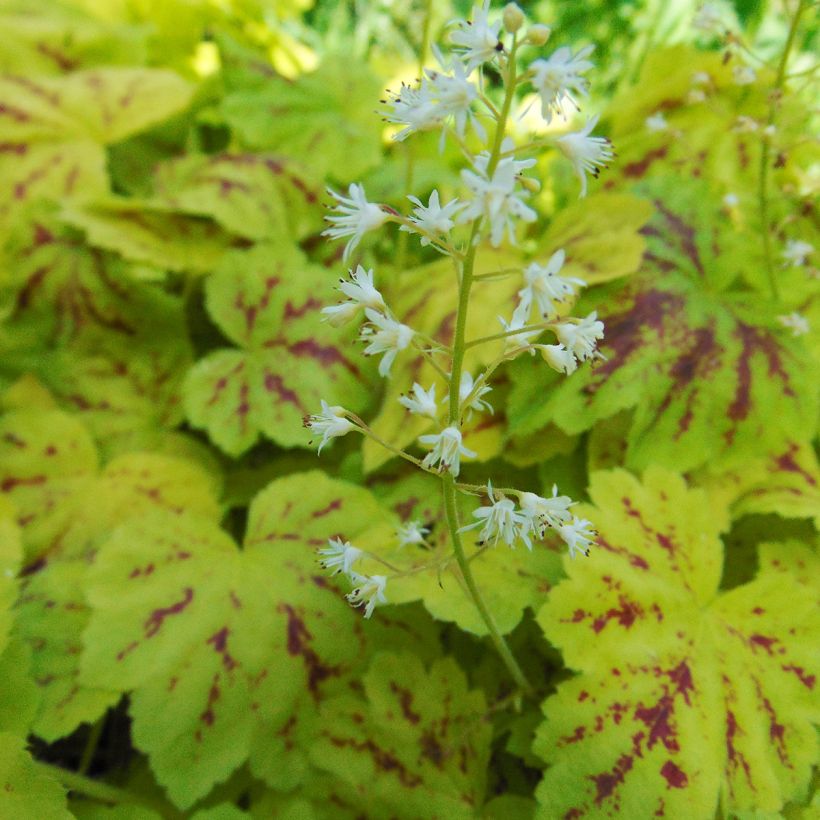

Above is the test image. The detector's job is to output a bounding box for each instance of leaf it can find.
[534,467,818,818]
[0,732,71,819]
[183,244,373,455]
[0,68,193,230]
[0,639,39,734]
[60,198,232,273]
[220,56,383,181]
[0,497,22,652]
[311,652,491,819]
[507,182,819,473]
[80,472,433,808]
[154,152,323,242]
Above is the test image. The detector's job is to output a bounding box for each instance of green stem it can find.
[465,322,548,349]
[78,717,104,776]
[758,0,808,299]
[440,36,533,695]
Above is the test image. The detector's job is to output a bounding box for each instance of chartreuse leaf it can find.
[0,732,71,819]
[81,472,434,809]
[0,639,39,735]
[0,497,22,651]
[184,244,373,456]
[310,651,491,818]
[534,467,818,818]
[508,181,819,473]
[154,153,323,242]
[0,68,192,230]
[220,56,383,181]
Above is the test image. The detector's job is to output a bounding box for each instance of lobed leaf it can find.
[0,732,71,819]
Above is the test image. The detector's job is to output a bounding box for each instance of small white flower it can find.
[777,312,810,337]
[645,112,668,132]
[732,115,759,133]
[384,80,443,141]
[556,116,613,198]
[558,516,596,558]
[529,45,595,124]
[399,382,438,418]
[450,0,502,72]
[693,3,727,35]
[346,574,387,618]
[318,537,363,577]
[323,184,388,262]
[460,482,532,548]
[554,311,605,361]
[782,239,814,268]
[321,265,385,327]
[304,400,357,453]
[519,485,575,536]
[419,426,476,477]
[460,144,537,246]
[498,301,540,354]
[360,308,415,377]
[400,190,464,247]
[396,520,430,547]
[459,372,493,417]
[427,49,484,141]
[536,343,578,375]
[723,192,739,207]
[518,249,585,319]
[732,65,756,86]
[687,88,707,104]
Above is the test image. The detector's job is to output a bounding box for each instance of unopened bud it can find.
[503,3,524,32]
[519,175,541,194]
[525,24,551,46]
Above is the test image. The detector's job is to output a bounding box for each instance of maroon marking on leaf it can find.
[653,200,704,276]
[632,661,694,755]
[773,443,817,486]
[263,370,306,412]
[389,681,421,724]
[234,275,280,337]
[35,42,78,72]
[0,474,46,493]
[419,729,445,768]
[591,595,645,633]
[564,810,583,820]
[725,708,753,786]
[312,498,342,519]
[596,534,650,570]
[749,634,780,655]
[200,674,221,728]
[578,690,589,702]
[2,432,26,448]
[560,726,586,746]
[288,173,319,204]
[207,627,238,671]
[659,760,688,789]
[393,496,419,521]
[229,590,242,610]
[284,297,322,319]
[143,587,194,638]
[16,265,52,310]
[0,102,32,122]
[781,665,815,689]
[129,563,155,579]
[757,689,787,762]
[287,339,361,378]
[591,753,633,805]
[328,736,422,787]
[206,360,245,407]
[279,604,341,697]
[623,146,669,178]
[0,142,27,155]
[20,556,47,577]
[116,640,139,661]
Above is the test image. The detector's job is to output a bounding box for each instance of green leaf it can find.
[0,497,22,652]
[154,153,323,242]
[184,244,373,455]
[80,472,432,808]
[0,732,71,819]
[534,467,818,818]
[311,652,491,819]
[0,638,39,734]
[221,56,383,181]
[508,182,820,473]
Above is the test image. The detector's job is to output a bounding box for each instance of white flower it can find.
[460,482,532,548]
[498,301,540,354]
[400,190,464,247]
[519,485,575,537]
[384,79,443,141]
[732,65,756,86]
[733,115,759,133]
[419,426,476,477]
[360,308,415,377]
[427,49,484,141]
[460,144,537,246]
[777,312,810,337]
[450,0,502,72]
[529,45,594,124]
[536,343,578,375]
[459,372,493,417]
[318,537,362,577]
[687,88,707,104]
[558,516,596,558]
[693,3,727,35]
[691,71,711,86]
[723,192,739,207]
[321,265,385,326]
[518,249,585,319]
[323,184,388,262]
[556,115,613,198]
[397,520,430,547]
[399,382,438,418]
[346,574,387,618]
[554,311,605,361]
[782,239,814,267]
[304,400,357,453]
[645,112,668,132]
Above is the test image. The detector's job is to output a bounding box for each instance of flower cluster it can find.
[310,2,605,620]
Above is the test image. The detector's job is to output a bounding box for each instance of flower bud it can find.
[503,3,524,32]
[524,24,551,46]
[519,175,541,194]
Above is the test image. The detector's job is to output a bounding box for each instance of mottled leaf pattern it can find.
[535,467,818,818]
[0,732,71,819]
